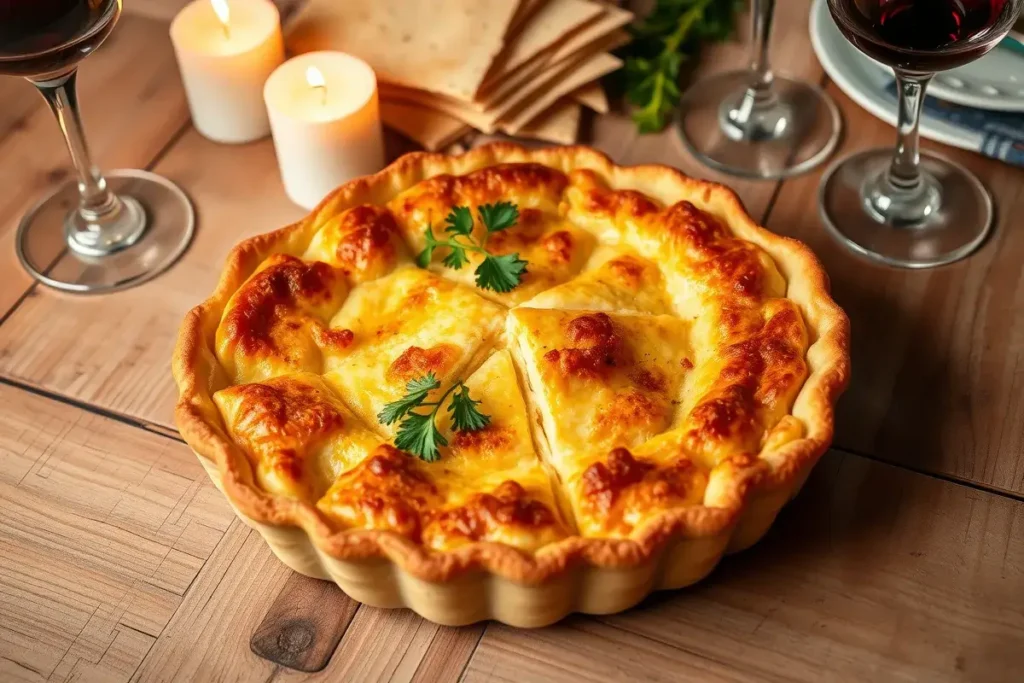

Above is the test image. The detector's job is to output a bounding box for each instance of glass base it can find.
[16,169,195,294]
[818,149,993,268]
[676,70,841,180]
[65,193,147,258]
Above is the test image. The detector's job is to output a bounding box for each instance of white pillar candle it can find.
[170,0,284,144]
[263,51,385,210]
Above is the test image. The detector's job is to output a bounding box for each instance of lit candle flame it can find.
[211,0,230,38]
[306,66,327,105]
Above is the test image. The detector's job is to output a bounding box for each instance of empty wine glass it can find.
[0,0,195,293]
[819,0,1022,268]
[676,0,842,179]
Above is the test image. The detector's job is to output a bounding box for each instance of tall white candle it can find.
[264,52,385,210]
[170,0,284,144]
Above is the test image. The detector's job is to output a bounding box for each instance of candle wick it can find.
[316,84,326,106]
[222,22,230,40]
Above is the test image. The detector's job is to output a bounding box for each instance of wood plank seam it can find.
[452,625,487,683]
[834,443,1024,504]
[0,375,186,446]
[126,522,257,682]
[2,655,44,678]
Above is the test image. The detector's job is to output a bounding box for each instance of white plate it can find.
[810,0,983,153]
[913,49,1024,113]
[861,37,1024,113]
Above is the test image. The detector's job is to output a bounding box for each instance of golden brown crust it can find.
[172,143,850,584]
[422,480,568,552]
[317,445,442,540]
[576,448,708,537]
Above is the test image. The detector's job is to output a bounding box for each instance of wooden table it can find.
[2,2,1023,682]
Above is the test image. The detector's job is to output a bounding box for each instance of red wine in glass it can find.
[0,0,120,78]
[819,0,1021,269]
[831,0,1016,72]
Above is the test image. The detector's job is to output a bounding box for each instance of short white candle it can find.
[264,52,385,210]
[170,0,284,144]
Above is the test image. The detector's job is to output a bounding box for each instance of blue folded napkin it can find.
[883,82,1024,167]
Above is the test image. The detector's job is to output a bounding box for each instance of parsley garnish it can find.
[617,0,741,133]
[416,201,528,293]
[376,373,490,462]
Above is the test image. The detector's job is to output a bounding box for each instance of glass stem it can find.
[886,70,932,195]
[861,70,940,226]
[748,0,776,93]
[32,69,123,224]
[721,0,786,142]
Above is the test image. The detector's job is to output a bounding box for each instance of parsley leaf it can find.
[444,206,474,237]
[378,375,491,462]
[616,0,742,133]
[475,253,527,293]
[377,374,440,425]
[393,412,446,463]
[376,393,423,426]
[405,374,441,394]
[417,226,441,268]
[478,202,519,233]
[415,202,527,293]
[442,247,469,270]
[448,384,490,432]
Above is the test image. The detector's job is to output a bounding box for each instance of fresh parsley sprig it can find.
[617,0,742,133]
[377,373,490,462]
[416,202,528,293]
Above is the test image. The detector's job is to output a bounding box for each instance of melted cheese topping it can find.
[320,266,505,436]
[315,351,568,551]
[422,350,568,551]
[523,246,673,315]
[211,161,813,548]
[214,373,384,500]
[302,205,412,282]
[387,165,593,306]
[216,255,351,384]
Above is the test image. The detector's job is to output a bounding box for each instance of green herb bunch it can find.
[377,373,489,462]
[618,0,742,133]
[417,202,527,293]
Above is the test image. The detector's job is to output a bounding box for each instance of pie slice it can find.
[424,349,569,551]
[508,307,697,535]
[213,372,385,502]
[320,266,505,436]
[522,246,673,314]
[316,350,569,550]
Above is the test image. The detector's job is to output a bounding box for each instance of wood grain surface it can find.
[766,84,1024,496]
[0,13,190,319]
[2,0,1024,680]
[3,380,1021,681]
[464,450,1024,683]
[0,382,235,682]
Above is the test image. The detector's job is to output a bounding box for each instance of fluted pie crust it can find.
[173,144,849,627]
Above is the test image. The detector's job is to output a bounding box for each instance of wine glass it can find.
[0,0,194,293]
[819,0,1022,268]
[676,0,842,179]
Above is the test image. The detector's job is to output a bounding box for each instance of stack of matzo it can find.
[287,0,632,150]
